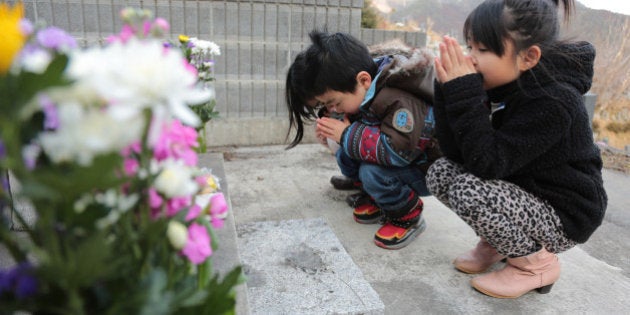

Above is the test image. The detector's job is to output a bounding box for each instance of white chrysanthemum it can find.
[18,49,52,73]
[153,158,198,198]
[38,103,143,165]
[67,39,210,127]
[190,38,221,56]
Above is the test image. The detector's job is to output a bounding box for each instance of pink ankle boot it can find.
[470,247,560,298]
[453,238,505,274]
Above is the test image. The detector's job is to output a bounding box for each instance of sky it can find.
[577,0,630,15]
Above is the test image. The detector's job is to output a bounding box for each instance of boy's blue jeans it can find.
[336,149,430,213]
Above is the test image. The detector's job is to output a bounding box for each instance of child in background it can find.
[285,30,439,249]
[428,0,607,298]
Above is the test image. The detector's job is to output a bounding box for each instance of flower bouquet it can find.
[170,33,222,152]
[0,4,241,314]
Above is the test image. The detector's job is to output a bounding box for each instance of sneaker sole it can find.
[374,217,427,250]
[353,215,383,224]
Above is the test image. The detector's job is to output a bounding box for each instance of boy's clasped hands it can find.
[316,115,350,144]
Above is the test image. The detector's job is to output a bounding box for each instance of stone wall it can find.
[19,0,427,146]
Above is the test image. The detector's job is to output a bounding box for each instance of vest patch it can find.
[393,109,414,133]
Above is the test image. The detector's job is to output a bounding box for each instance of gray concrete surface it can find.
[237,218,384,314]
[221,144,630,314]
[3,144,629,313]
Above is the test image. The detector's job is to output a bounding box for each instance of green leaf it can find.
[189,99,219,125]
[18,153,124,204]
[36,230,120,291]
[179,266,244,315]
[139,269,174,315]
[0,54,72,120]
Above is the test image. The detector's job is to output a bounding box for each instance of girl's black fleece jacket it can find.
[433,41,607,243]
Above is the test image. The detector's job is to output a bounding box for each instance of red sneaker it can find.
[353,203,382,224]
[374,202,426,250]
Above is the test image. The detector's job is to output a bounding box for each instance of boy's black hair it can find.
[285,30,378,149]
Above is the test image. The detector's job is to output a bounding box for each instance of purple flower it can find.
[0,262,38,300]
[0,139,5,160]
[37,26,77,50]
[40,95,59,130]
[22,143,41,170]
[20,19,34,36]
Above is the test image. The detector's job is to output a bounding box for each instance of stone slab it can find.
[236,218,384,314]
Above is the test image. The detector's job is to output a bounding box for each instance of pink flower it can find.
[165,196,191,217]
[209,193,227,216]
[148,188,163,218]
[153,120,198,166]
[123,158,139,176]
[121,142,141,176]
[121,141,141,156]
[185,204,202,221]
[142,21,152,36]
[209,193,228,228]
[211,216,224,229]
[153,18,170,32]
[195,175,208,186]
[181,223,212,264]
[183,58,198,76]
[107,25,136,44]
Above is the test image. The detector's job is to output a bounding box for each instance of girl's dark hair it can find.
[463,0,574,56]
[285,30,377,149]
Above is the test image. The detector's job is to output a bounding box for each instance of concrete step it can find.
[197,153,250,314]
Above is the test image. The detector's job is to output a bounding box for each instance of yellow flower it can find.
[178,34,189,44]
[199,175,218,195]
[0,1,26,75]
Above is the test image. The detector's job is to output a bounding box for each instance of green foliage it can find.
[190,98,219,126]
[361,0,384,29]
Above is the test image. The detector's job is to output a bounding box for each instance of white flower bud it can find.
[167,221,188,250]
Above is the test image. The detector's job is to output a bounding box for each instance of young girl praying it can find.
[428,0,607,298]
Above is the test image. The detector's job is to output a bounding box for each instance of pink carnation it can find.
[165,196,192,217]
[209,193,227,214]
[183,58,198,76]
[209,193,228,228]
[153,18,170,32]
[106,25,136,44]
[185,204,202,221]
[123,158,139,176]
[181,223,212,264]
[121,141,141,176]
[148,188,164,219]
[153,120,198,166]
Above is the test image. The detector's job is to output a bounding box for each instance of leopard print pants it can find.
[426,158,576,257]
